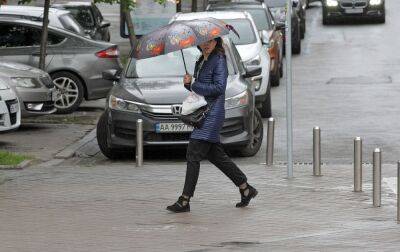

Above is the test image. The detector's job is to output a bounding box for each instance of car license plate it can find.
[9,103,18,114]
[345,8,363,14]
[155,123,193,133]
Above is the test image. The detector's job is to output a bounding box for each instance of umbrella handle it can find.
[180,50,188,75]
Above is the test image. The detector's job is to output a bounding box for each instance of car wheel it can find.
[51,71,84,114]
[300,20,306,39]
[237,109,264,157]
[376,14,385,24]
[97,112,133,160]
[271,70,280,87]
[322,8,331,25]
[259,88,272,118]
[292,36,301,55]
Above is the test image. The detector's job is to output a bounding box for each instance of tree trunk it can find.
[121,0,137,49]
[39,0,50,70]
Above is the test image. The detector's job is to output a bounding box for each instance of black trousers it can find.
[183,139,248,197]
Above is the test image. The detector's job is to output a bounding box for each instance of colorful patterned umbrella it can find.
[132,18,238,73]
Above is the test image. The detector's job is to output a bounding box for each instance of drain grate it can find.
[326,75,392,85]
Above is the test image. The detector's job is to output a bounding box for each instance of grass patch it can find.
[0,151,29,166]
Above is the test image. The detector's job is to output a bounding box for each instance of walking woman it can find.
[167,37,258,213]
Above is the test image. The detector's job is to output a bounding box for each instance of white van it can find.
[0,5,86,37]
[0,79,21,132]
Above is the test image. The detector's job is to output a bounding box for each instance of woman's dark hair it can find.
[197,37,225,55]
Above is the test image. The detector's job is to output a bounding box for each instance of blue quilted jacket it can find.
[188,51,228,143]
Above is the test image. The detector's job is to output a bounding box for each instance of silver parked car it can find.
[0,80,21,132]
[97,37,264,159]
[0,62,56,117]
[0,5,86,37]
[0,17,122,113]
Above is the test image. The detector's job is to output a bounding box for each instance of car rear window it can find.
[222,19,257,45]
[208,7,271,31]
[65,6,95,29]
[59,13,86,36]
[126,47,234,78]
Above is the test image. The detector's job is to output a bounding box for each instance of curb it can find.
[55,127,97,159]
[0,159,33,170]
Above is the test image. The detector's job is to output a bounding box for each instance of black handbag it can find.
[179,104,210,129]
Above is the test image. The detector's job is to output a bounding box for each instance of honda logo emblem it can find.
[171,105,182,115]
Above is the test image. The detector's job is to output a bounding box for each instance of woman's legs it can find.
[182,139,212,197]
[207,143,247,186]
[167,139,211,213]
[208,143,257,207]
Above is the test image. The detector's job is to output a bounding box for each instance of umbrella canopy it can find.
[132,18,238,60]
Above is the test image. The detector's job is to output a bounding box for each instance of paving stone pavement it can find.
[0,161,399,252]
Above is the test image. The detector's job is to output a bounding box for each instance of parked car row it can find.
[0,4,118,123]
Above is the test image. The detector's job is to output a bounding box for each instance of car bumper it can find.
[106,106,251,148]
[0,99,21,132]
[14,87,57,117]
[325,4,384,18]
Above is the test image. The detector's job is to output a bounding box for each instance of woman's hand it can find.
[183,74,192,86]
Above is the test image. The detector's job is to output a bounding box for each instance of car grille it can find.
[142,111,178,120]
[39,75,55,88]
[340,1,367,8]
[5,99,17,125]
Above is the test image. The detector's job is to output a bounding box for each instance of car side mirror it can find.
[243,66,262,79]
[100,20,111,28]
[102,69,120,81]
[292,0,299,8]
[276,22,285,31]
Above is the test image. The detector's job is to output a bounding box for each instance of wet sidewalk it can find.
[0,161,399,251]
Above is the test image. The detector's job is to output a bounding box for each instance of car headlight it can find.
[326,0,338,7]
[225,91,249,109]
[109,94,141,113]
[245,55,261,67]
[370,0,382,5]
[11,77,40,88]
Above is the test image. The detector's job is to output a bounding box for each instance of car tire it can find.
[300,20,306,39]
[376,14,385,24]
[292,37,301,55]
[51,71,84,114]
[97,112,133,160]
[259,88,272,118]
[237,109,264,157]
[322,8,331,25]
[271,70,280,87]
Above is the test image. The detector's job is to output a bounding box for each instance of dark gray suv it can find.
[97,38,264,159]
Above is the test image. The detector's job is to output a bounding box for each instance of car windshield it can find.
[64,6,95,29]
[59,13,86,36]
[209,7,270,31]
[265,0,286,7]
[126,47,234,78]
[222,19,257,45]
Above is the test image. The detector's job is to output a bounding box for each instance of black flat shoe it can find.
[166,196,190,213]
[236,184,258,208]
